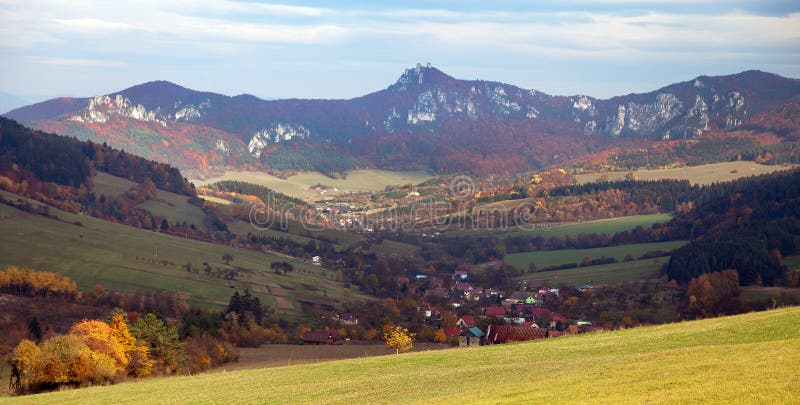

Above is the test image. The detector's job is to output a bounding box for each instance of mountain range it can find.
[5,64,800,177]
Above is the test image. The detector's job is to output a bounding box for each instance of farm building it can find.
[484,325,551,345]
[459,327,485,347]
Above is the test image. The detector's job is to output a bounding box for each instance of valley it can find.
[2,56,800,405]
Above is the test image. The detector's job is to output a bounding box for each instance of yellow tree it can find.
[108,310,152,378]
[70,319,129,374]
[11,339,39,392]
[433,328,448,344]
[382,324,415,355]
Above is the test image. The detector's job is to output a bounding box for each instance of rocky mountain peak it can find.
[389,63,456,91]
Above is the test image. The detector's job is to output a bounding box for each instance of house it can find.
[417,303,432,318]
[579,284,594,292]
[485,325,550,344]
[454,270,469,280]
[527,307,551,318]
[397,277,410,287]
[454,281,473,292]
[311,256,321,265]
[339,313,358,325]
[459,327,485,347]
[484,306,506,318]
[302,331,333,345]
[444,327,461,338]
[456,315,476,328]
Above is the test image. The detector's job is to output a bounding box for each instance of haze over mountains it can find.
[6,64,800,176]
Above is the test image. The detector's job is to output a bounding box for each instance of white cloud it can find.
[26,56,128,68]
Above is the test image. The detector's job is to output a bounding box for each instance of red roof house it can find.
[485,325,550,344]
[456,315,476,328]
[484,306,506,318]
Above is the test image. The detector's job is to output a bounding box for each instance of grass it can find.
[504,240,687,271]
[575,161,794,186]
[7,307,799,404]
[0,191,364,312]
[193,169,435,199]
[517,258,666,286]
[92,172,138,197]
[445,214,672,238]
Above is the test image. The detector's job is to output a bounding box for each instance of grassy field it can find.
[217,343,450,372]
[7,307,799,404]
[0,191,364,313]
[92,172,138,197]
[575,161,794,186]
[193,169,435,199]
[504,240,686,271]
[445,214,672,238]
[517,258,666,286]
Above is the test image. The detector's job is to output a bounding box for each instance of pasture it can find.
[516,258,665,286]
[575,161,793,186]
[7,307,798,404]
[193,169,434,199]
[0,191,362,313]
[444,214,672,239]
[504,240,687,271]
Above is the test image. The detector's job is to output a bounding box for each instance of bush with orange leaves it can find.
[9,310,154,394]
[0,266,78,299]
[10,335,117,393]
[184,334,239,374]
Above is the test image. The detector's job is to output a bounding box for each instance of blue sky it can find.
[0,0,798,102]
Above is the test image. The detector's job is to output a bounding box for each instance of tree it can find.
[222,253,234,266]
[131,313,184,374]
[70,319,129,374]
[10,339,39,392]
[433,328,447,344]
[382,324,415,355]
[270,261,293,275]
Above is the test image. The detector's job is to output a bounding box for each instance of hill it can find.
[0,191,356,313]
[6,66,800,176]
[5,307,798,403]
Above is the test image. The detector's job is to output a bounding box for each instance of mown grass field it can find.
[0,192,365,313]
[517,258,666,286]
[575,161,794,186]
[7,307,799,404]
[445,214,672,238]
[504,240,686,270]
[193,169,434,199]
[91,172,138,197]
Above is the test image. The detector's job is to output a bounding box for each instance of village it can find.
[301,268,601,347]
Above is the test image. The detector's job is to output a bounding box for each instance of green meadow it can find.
[0,192,365,313]
[504,240,687,270]
[6,307,798,404]
[445,213,672,238]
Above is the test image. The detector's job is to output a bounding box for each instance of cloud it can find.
[25,56,128,68]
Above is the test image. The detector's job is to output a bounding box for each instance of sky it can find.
[0,0,799,104]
